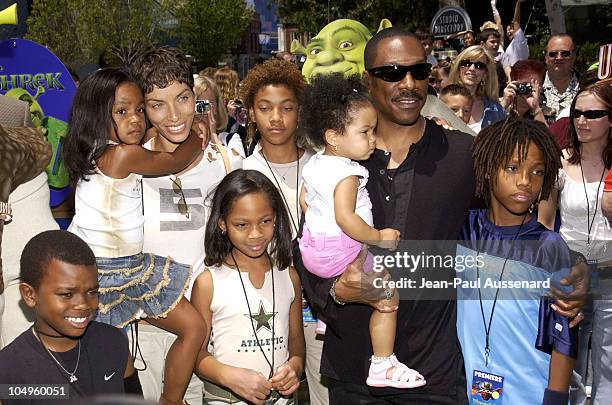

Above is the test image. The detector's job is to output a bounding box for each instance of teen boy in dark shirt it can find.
[0,230,141,404]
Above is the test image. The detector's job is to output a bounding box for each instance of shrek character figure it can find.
[292,19,391,82]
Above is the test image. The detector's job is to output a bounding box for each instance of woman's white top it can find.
[558,168,612,262]
[302,151,373,236]
[69,170,144,258]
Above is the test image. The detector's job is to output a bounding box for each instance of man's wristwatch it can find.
[0,201,12,223]
[329,277,346,305]
[569,250,587,267]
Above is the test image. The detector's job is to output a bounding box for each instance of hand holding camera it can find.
[228,99,248,127]
[515,82,533,96]
[194,99,219,147]
[195,99,211,115]
[501,80,539,110]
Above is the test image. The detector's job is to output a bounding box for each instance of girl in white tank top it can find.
[191,169,304,405]
[63,68,206,405]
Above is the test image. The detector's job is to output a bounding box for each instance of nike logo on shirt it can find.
[104,372,116,381]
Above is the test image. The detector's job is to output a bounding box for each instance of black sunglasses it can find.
[368,63,432,82]
[547,50,572,58]
[459,60,487,70]
[571,110,610,120]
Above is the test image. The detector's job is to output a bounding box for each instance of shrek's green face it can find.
[302,19,371,82]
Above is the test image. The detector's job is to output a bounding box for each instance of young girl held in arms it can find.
[456,116,578,404]
[64,68,206,405]
[191,169,304,405]
[298,73,425,389]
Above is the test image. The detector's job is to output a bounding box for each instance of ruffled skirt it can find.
[95,253,191,328]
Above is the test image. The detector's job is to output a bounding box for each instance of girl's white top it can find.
[558,168,612,262]
[207,263,294,379]
[302,151,373,236]
[69,170,144,257]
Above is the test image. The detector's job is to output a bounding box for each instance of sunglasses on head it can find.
[171,177,190,219]
[547,50,572,58]
[458,60,487,70]
[571,110,610,120]
[367,63,432,82]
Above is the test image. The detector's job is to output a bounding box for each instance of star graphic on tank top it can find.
[246,301,276,332]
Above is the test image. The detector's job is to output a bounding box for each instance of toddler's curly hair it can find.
[301,73,372,148]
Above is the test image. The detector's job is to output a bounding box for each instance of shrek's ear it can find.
[291,39,307,55]
[378,18,392,33]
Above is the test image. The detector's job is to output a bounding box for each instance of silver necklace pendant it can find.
[69,375,78,383]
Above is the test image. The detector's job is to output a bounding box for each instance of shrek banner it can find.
[0,38,77,208]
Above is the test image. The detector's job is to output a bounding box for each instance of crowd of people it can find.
[0,3,610,405]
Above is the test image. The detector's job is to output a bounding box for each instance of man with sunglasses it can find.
[542,34,579,123]
[297,27,476,404]
[297,26,589,405]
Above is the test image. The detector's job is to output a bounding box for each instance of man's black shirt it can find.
[296,119,475,397]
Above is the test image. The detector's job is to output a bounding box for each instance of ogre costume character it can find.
[292,19,391,82]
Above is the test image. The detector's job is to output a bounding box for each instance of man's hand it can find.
[550,261,589,327]
[429,116,455,131]
[333,249,399,312]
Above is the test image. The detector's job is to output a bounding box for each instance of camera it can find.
[516,82,533,96]
[195,99,211,115]
[233,99,244,112]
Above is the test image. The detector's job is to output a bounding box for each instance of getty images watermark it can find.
[365,239,575,301]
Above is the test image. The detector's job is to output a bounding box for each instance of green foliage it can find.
[575,41,601,74]
[95,0,172,66]
[26,0,171,67]
[275,0,439,36]
[175,0,253,69]
[26,0,96,66]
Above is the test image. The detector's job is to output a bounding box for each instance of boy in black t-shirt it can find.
[0,230,141,404]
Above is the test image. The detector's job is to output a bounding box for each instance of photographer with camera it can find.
[500,59,548,126]
[194,75,246,166]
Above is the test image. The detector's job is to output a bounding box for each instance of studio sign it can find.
[430,6,472,37]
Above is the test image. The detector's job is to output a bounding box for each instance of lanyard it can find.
[579,162,606,249]
[261,145,300,235]
[231,250,276,379]
[477,213,527,367]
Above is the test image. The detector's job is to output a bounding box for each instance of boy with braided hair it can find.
[456,116,578,405]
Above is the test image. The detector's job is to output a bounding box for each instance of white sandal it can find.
[366,353,426,389]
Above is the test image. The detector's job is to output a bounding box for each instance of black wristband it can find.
[542,388,569,405]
